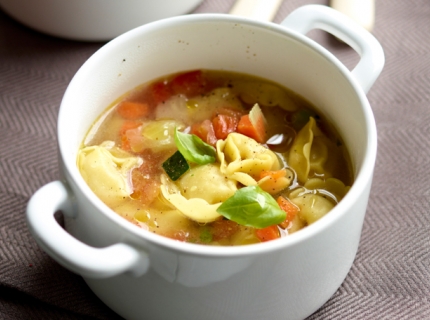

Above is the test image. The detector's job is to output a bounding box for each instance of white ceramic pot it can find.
[26,5,384,320]
[0,0,203,41]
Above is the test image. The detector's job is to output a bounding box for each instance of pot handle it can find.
[26,181,149,278]
[281,4,384,93]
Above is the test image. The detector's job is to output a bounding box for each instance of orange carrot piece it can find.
[260,169,287,181]
[116,101,150,119]
[277,196,299,229]
[237,112,266,143]
[255,225,281,242]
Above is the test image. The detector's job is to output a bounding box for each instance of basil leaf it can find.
[175,129,216,164]
[162,150,190,181]
[216,186,286,228]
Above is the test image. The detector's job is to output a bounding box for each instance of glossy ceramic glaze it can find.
[26,5,384,320]
[0,0,203,41]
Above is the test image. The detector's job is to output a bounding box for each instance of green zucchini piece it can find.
[162,151,190,181]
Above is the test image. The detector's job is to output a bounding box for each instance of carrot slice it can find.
[117,101,150,119]
[277,196,299,229]
[255,225,280,242]
[236,104,267,143]
[260,169,287,181]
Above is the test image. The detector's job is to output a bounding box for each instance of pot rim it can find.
[58,13,377,257]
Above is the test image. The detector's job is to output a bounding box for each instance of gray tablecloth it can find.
[1,0,429,319]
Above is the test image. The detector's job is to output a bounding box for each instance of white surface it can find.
[26,5,384,320]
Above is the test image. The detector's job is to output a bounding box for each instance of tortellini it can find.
[177,164,238,203]
[160,164,237,223]
[304,178,350,202]
[288,177,349,225]
[288,117,328,184]
[289,188,335,225]
[77,141,143,207]
[216,133,292,193]
[231,81,298,111]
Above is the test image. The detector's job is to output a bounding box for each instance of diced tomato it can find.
[119,121,142,151]
[277,196,299,229]
[169,230,189,242]
[150,81,173,105]
[171,70,207,97]
[190,119,218,146]
[255,225,281,242]
[131,149,169,204]
[116,101,150,119]
[161,230,189,242]
[130,177,160,205]
[215,107,244,119]
[211,220,240,241]
[212,114,238,140]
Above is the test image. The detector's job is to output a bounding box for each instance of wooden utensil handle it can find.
[330,0,375,31]
[229,0,283,21]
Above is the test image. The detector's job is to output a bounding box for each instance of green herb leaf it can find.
[162,150,190,181]
[216,186,286,228]
[174,129,216,165]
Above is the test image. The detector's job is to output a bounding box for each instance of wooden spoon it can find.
[229,0,283,22]
[330,0,375,32]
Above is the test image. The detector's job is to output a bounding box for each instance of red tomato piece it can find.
[212,114,239,140]
[190,119,218,146]
[211,220,240,241]
[171,70,207,97]
[131,172,160,205]
[215,107,244,119]
[150,81,173,105]
[119,120,142,151]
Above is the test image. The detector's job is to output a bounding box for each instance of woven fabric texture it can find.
[1,0,429,319]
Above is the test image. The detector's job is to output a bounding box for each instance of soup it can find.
[78,70,353,246]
